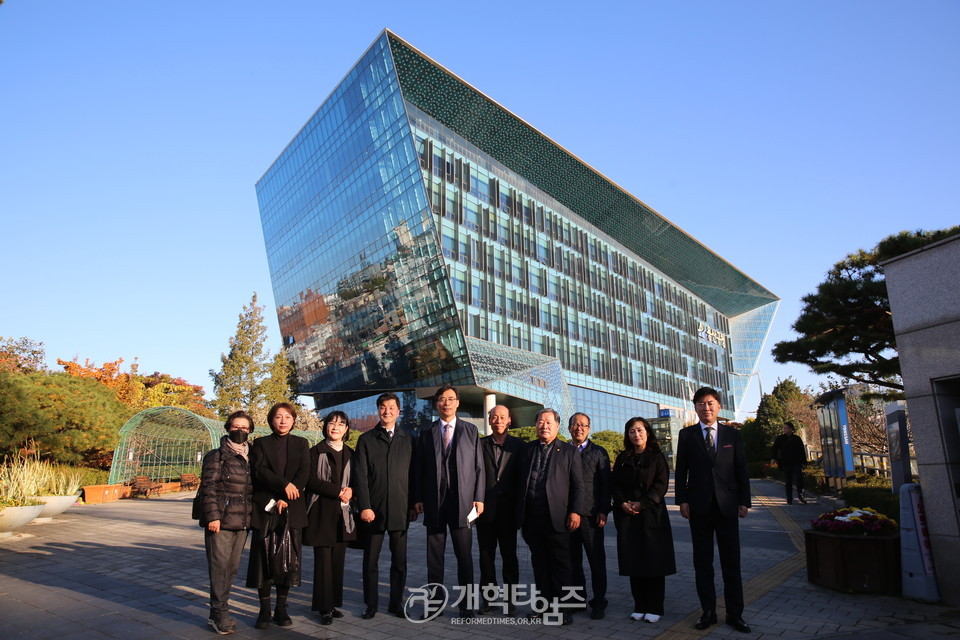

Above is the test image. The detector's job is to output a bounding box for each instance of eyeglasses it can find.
[695,402,719,408]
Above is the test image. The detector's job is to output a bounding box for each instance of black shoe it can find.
[331,608,344,618]
[255,610,272,629]
[319,612,333,625]
[273,606,292,627]
[798,496,808,504]
[361,609,377,620]
[726,616,751,633]
[208,611,236,635]
[590,606,606,620]
[478,603,494,615]
[388,606,404,618]
[694,610,717,630]
[562,614,573,626]
[459,607,474,617]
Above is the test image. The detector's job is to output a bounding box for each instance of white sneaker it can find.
[644,614,661,623]
[630,612,646,621]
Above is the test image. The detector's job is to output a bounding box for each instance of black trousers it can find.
[570,517,607,607]
[311,542,346,612]
[629,576,665,615]
[781,464,805,503]
[477,513,519,605]
[362,529,407,612]
[689,500,743,618]
[205,529,248,612]
[426,521,474,590]
[522,518,574,607]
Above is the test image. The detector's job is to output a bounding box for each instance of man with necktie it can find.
[413,385,485,616]
[675,387,751,634]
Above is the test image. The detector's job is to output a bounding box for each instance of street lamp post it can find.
[729,370,764,398]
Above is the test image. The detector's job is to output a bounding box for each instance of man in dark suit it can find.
[517,408,584,625]
[413,384,485,616]
[354,392,414,619]
[477,404,522,615]
[567,412,611,620]
[675,387,752,634]
[770,421,808,504]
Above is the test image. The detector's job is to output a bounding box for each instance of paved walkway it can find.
[1,479,957,639]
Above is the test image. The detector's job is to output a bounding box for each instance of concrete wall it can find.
[884,233,960,605]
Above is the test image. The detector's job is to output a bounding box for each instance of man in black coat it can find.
[517,408,584,625]
[477,404,522,615]
[413,385,485,616]
[354,392,414,619]
[675,387,752,634]
[770,421,808,504]
[567,412,611,619]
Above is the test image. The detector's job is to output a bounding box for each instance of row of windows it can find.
[418,130,732,399]
[417,135,727,335]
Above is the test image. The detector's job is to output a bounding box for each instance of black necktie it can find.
[705,427,715,459]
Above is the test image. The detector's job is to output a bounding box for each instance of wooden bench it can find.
[132,475,162,498]
[180,473,199,491]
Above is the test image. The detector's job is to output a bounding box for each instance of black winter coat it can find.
[303,441,357,547]
[353,425,414,532]
[611,448,676,577]
[771,433,807,466]
[199,436,253,531]
[250,432,311,530]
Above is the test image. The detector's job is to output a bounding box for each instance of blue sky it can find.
[2,1,957,422]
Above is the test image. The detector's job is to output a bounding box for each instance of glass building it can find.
[256,31,778,433]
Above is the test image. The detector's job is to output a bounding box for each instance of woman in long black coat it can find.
[246,402,310,629]
[611,417,676,624]
[303,411,357,625]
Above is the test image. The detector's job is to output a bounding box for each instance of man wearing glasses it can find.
[675,387,751,634]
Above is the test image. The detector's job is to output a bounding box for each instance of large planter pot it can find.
[82,484,123,504]
[805,528,901,595]
[0,505,44,538]
[28,494,81,523]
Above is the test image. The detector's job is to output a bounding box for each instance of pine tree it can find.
[249,350,298,427]
[773,226,960,395]
[210,293,269,418]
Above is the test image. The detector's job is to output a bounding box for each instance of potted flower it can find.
[28,459,82,523]
[0,458,45,538]
[805,506,900,595]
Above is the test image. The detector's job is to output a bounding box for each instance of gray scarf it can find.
[309,449,355,534]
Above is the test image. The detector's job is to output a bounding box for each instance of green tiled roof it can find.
[387,32,777,318]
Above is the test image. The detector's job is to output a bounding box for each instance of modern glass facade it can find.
[256,31,778,430]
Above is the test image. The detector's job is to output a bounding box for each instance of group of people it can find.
[197,385,753,635]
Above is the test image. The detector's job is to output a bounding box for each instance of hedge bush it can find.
[841,483,899,523]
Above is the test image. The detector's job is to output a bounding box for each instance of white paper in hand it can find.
[467,505,479,523]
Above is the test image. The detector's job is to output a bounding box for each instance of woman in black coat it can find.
[246,402,310,629]
[200,411,254,635]
[611,417,676,624]
[303,411,357,625]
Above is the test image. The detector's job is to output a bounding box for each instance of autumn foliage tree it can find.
[0,336,46,373]
[57,357,215,418]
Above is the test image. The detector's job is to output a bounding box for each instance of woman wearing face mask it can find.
[200,410,255,635]
[303,411,357,625]
[246,402,311,629]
